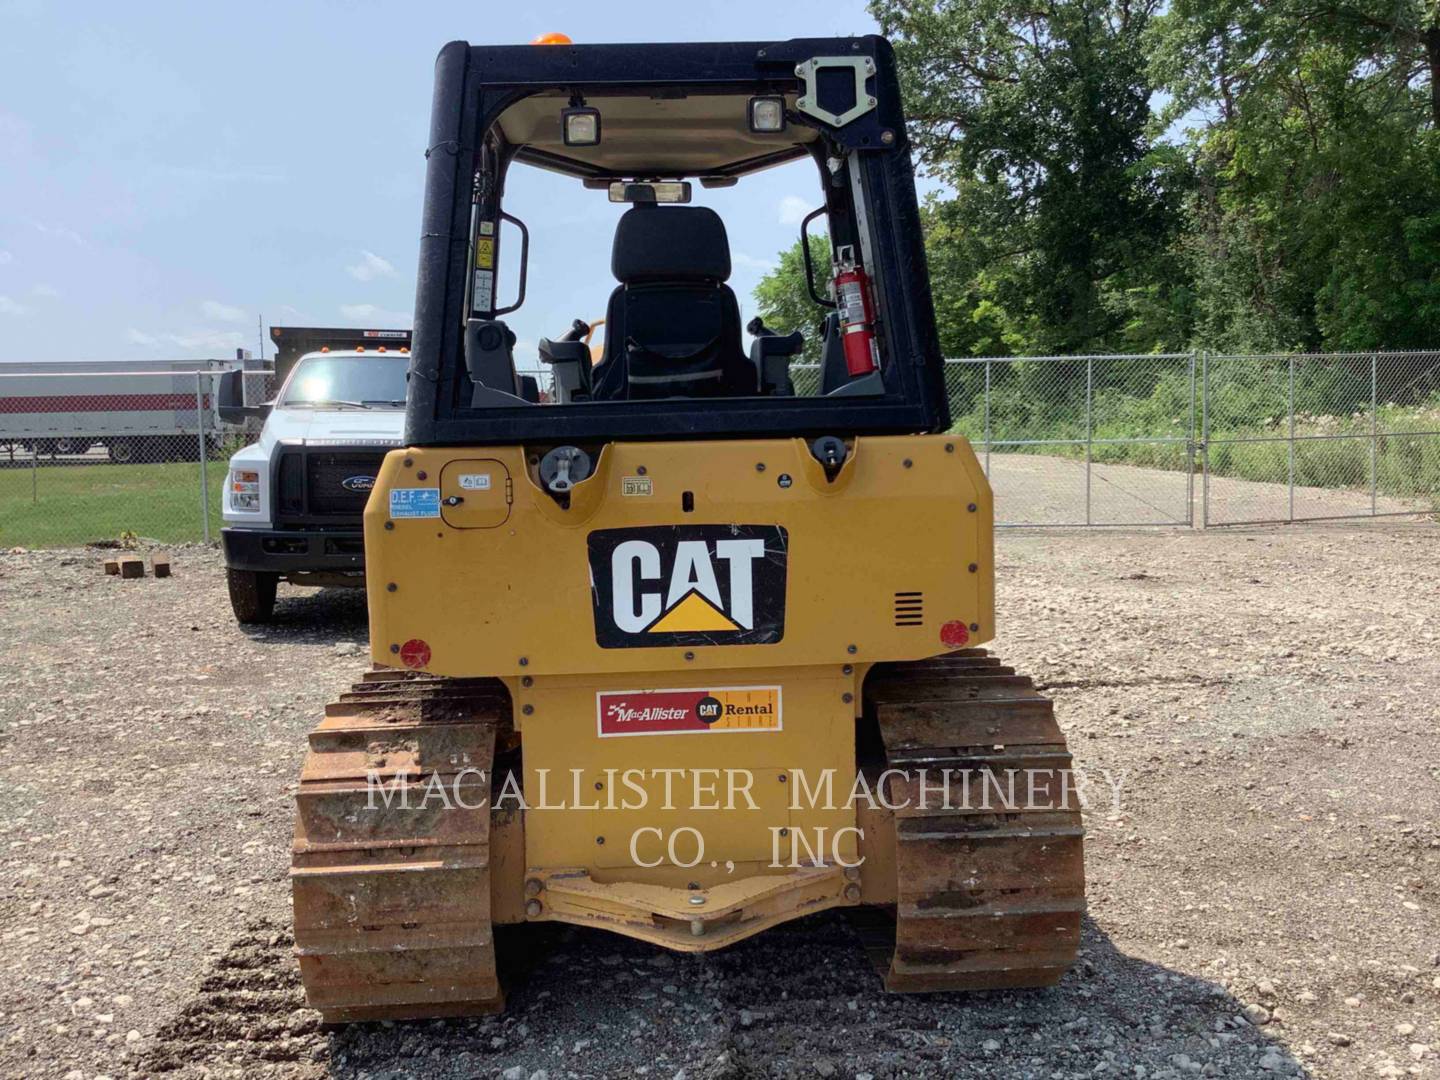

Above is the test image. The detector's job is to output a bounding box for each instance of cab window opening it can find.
[455,86,887,408]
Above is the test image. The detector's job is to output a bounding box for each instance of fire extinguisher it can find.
[833,246,878,377]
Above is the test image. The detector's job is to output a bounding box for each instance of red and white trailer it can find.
[0,358,253,462]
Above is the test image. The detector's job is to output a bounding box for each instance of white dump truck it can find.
[216,326,411,623]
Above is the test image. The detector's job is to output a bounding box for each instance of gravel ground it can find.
[1,525,1438,1080]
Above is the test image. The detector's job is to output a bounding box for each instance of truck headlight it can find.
[230,469,261,511]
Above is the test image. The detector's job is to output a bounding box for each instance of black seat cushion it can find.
[593,206,754,400]
[611,205,731,284]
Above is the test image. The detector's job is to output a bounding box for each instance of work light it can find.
[562,106,601,146]
[748,96,786,133]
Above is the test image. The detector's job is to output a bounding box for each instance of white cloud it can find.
[0,110,34,160]
[202,299,246,323]
[340,303,411,326]
[0,295,26,316]
[0,250,12,264]
[125,327,248,352]
[166,329,248,351]
[778,195,812,227]
[346,250,397,282]
[732,252,778,274]
[31,220,84,245]
[31,283,59,299]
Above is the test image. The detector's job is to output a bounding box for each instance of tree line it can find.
[757,0,1440,361]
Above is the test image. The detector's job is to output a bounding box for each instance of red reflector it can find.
[939,621,970,648]
[400,639,431,669]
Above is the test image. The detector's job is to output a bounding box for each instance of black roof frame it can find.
[404,36,950,447]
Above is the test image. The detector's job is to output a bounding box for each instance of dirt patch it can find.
[0,527,1437,1078]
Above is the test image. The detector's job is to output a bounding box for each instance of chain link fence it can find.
[797,350,1440,527]
[1201,351,1440,525]
[944,354,1198,526]
[0,370,241,549]
[1,354,1435,548]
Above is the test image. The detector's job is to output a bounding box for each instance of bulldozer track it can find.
[291,669,512,1023]
[858,649,1086,992]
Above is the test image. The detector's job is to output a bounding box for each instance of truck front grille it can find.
[273,447,388,524]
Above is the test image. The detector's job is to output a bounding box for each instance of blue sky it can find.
[0,0,883,366]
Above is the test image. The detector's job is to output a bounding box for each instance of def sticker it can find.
[389,488,441,519]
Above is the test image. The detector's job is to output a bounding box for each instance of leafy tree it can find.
[750,0,1440,382]
[753,233,833,363]
[1153,0,1440,354]
[871,0,1192,356]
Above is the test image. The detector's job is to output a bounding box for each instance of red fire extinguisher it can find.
[834,246,878,377]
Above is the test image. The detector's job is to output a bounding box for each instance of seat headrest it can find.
[612,206,731,284]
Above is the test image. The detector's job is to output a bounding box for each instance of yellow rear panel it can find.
[365,434,993,678]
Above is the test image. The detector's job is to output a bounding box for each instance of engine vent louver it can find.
[894,591,924,627]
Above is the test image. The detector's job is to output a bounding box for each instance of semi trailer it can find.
[0,358,248,462]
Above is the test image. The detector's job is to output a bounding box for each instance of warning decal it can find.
[473,269,494,311]
[597,685,782,737]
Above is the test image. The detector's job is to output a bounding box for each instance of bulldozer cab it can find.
[405,36,950,448]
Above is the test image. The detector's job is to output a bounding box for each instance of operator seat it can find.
[591,205,756,400]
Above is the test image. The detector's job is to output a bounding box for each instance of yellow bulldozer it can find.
[290,33,1085,1022]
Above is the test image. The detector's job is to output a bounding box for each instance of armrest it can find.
[537,338,592,366]
[537,337,594,403]
[751,330,803,358]
[747,319,804,397]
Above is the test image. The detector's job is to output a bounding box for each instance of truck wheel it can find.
[106,439,136,464]
[228,569,279,624]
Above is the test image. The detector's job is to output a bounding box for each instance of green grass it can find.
[0,460,223,548]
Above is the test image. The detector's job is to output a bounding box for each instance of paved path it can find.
[984,451,1434,525]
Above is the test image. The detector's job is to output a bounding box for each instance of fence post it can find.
[1288,355,1296,523]
[1200,352,1210,528]
[1084,356,1093,526]
[983,358,992,478]
[1370,353,1378,515]
[30,441,37,504]
[196,373,211,545]
[1187,352,1197,527]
